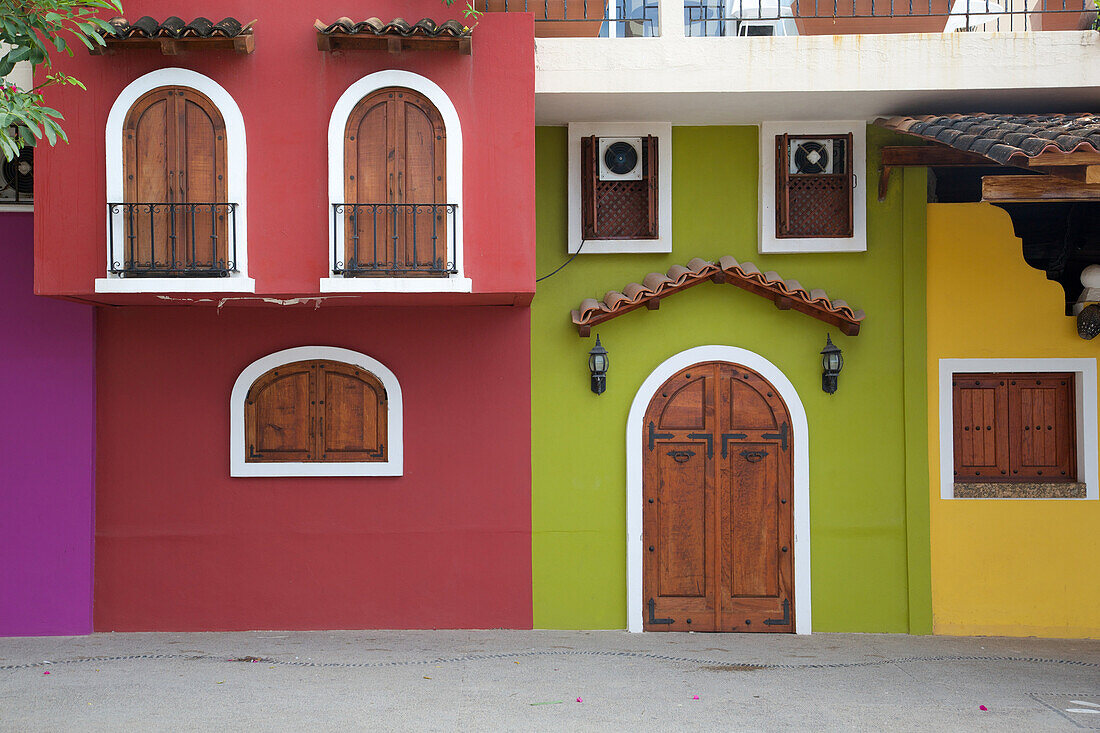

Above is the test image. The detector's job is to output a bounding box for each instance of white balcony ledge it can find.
[533,30,1100,123]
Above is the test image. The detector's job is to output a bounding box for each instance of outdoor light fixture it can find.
[588,335,609,395]
[820,334,843,395]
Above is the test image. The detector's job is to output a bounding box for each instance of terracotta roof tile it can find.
[875,114,1100,165]
[107,16,252,38]
[570,256,866,336]
[314,17,470,37]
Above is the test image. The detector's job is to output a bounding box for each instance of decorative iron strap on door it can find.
[642,361,795,633]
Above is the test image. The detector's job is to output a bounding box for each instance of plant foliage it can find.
[0,0,122,161]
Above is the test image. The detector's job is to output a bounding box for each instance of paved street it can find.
[1,630,1097,731]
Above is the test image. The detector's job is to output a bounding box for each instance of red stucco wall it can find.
[34,5,534,302]
[94,305,532,630]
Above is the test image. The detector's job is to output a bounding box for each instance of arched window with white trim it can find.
[230,347,403,477]
[99,68,252,294]
[323,71,470,293]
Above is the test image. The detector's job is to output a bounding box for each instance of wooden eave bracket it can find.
[877,145,997,202]
[316,32,471,55]
[981,175,1100,203]
[89,33,255,55]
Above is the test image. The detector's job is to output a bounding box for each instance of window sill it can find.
[759,236,866,254]
[231,460,402,478]
[319,276,473,293]
[0,204,33,213]
[572,238,672,255]
[95,276,256,294]
[953,482,1087,499]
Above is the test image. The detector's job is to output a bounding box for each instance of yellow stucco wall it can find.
[927,203,1100,638]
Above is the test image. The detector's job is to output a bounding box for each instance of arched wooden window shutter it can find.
[344,87,446,275]
[245,360,388,463]
[122,86,229,271]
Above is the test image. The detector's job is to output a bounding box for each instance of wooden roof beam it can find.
[1031,165,1100,185]
[982,175,1100,203]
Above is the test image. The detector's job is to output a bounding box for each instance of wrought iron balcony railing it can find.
[333,203,458,278]
[479,0,1097,36]
[107,202,238,277]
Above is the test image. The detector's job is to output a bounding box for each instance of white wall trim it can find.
[758,121,866,254]
[103,68,249,289]
[938,358,1098,500]
[230,346,404,478]
[625,345,811,634]
[567,122,672,254]
[326,70,466,288]
[318,276,472,294]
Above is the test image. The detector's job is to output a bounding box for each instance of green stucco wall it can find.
[531,125,931,632]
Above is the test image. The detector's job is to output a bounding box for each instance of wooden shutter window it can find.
[122,86,229,270]
[581,135,659,241]
[245,359,387,463]
[776,132,854,239]
[952,372,1076,483]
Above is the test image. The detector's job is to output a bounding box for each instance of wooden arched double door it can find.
[123,86,228,273]
[343,87,447,275]
[643,361,794,633]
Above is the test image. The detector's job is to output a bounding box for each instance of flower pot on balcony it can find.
[482,0,607,36]
[1029,2,1096,31]
[793,0,953,35]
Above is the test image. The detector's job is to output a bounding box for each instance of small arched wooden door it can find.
[643,361,794,632]
[344,87,446,275]
[123,86,228,272]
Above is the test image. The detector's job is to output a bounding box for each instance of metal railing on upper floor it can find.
[478,0,1097,36]
[107,202,238,277]
[332,203,459,278]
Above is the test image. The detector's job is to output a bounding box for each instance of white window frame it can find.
[99,68,253,293]
[230,346,403,477]
[321,70,470,294]
[758,121,866,254]
[938,358,1098,500]
[567,122,673,255]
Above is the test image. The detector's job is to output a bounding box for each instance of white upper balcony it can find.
[476,1,1100,122]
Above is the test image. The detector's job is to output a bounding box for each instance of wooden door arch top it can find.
[343,86,446,206]
[625,345,811,634]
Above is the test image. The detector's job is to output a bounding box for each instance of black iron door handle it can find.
[667,449,695,463]
[740,449,769,463]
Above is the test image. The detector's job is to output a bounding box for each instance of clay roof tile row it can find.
[314,17,471,38]
[571,256,865,336]
[107,16,252,38]
[875,114,1100,165]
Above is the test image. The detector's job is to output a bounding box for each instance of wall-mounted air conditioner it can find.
[788,138,841,175]
[0,146,33,203]
[599,137,643,181]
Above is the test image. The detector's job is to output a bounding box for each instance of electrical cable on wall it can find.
[536,239,586,283]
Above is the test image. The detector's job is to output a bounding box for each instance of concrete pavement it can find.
[1,630,1098,731]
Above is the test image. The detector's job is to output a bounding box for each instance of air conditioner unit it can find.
[789,138,836,175]
[599,137,643,181]
[0,146,33,203]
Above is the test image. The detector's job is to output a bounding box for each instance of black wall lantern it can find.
[588,335,609,395]
[820,334,843,394]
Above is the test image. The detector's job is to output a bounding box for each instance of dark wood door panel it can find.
[643,361,794,633]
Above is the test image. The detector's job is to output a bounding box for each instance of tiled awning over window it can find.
[92,16,255,54]
[874,114,1100,166]
[315,17,472,54]
[570,256,866,336]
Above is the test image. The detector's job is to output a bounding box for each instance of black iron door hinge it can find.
[648,597,674,625]
[648,421,673,451]
[763,422,789,451]
[686,433,713,459]
[720,432,748,458]
[763,598,790,626]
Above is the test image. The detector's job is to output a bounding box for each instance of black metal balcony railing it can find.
[107,202,238,277]
[333,203,458,277]
[480,0,1097,35]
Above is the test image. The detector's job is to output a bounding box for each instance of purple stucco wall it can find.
[0,211,95,636]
